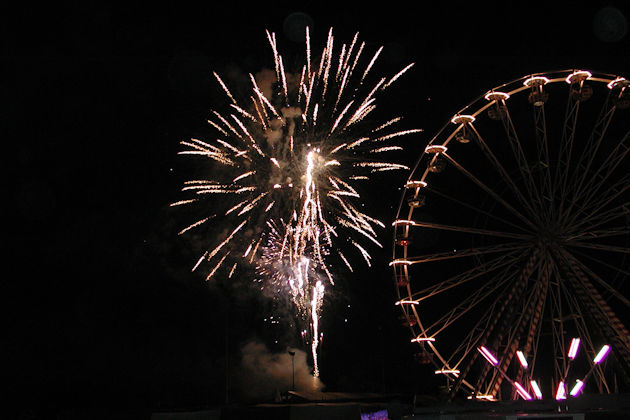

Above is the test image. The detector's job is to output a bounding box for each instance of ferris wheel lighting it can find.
[555,381,567,401]
[478,346,499,366]
[468,394,496,401]
[593,345,611,364]
[530,380,543,399]
[568,338,581,359]
[389,259,413,266]
[395,299,419,305]
[392,219,417,226]
[412,336,436,342]
[524,76,550,87]
[450,114,475,125]
[435,369,459,375]
[484,91,510,101]
[514,382,533,400]
[405,180,427,189]
[425,145,448,154]
[565,70,592,84]
[607,77,628,90]
[516,350,529,368]
[570,380,585,397]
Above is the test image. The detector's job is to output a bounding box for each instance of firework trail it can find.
[174,27,421,376]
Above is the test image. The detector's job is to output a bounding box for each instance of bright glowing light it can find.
[478,346,499,366]
[424,145,447,154]
[568,338,581,359]
[396,299,419,306]
[516,350,529,368]
[392,219,417,226]
[468,394,495,401]
[389,259,413,266]
[565,70,592,84]
[484,91,510,101]
[593,345,611,364]
[514,382,533,400]
[607,77,628,89]
[435,369,460,375]
[405,180,427,189]
[555,381,566,400]
[523,76,550,87]
[450,114,475,124]
[570,380,584,397]
[530,380,543,399]
[411,336,435,342]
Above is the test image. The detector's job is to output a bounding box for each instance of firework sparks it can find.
[174,27,420,376]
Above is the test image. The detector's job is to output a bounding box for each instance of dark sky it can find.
[5,1,630,416]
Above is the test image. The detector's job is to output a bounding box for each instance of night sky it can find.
[5,2,630,416]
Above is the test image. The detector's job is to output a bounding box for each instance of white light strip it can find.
[593,345,610,364]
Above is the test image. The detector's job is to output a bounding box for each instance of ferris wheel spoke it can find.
[497,103,544,206]
[469,123,542,220]
[554,248,630,370]
[567,179,630,232]
[469,123,540,216]
[400,242,529,265]
[513,258,550,387]
[560,281,613,392]
[412,250,525,301]
[424,186,531,233]
[560,249,630,308]
[424,268,520,337]
[488,262,550,398]
[441,152,539,230]
[410,220,532,241]
[571,248,630,289]
[554,80,587,216]
[567,242,630,255]
[449,249,541,399]
[447,307,496,368]
[530,101,553,203]
[564,91,618,217]
[573,131,630,211]
[567,226,630,241]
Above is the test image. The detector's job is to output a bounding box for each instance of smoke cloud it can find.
[235,340,324,401]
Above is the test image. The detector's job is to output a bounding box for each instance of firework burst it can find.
[174,27,421,376]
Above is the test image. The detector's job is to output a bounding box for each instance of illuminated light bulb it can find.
[434,369,460,375]
[530,380,543,399]
[412,336,435,343]
[395,299,419,306]
[593,345,610,364]
[405,180,427,189]
[570,380,584,397]
[523,76,550,87]
[424,145,447,154]
[516,350,529,368]
[478,346,499,366]
[484,91,510,101]
[389,259,413,266]
[471,394,495,401]
[565,70,592,84]
[450,114,475,125]
[514,382,533,400]
[568,338,581,359]
[555,381,566,401]
[392,219,417,226]
[607,77,628,90]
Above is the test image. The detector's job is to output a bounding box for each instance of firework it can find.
[174,27,420,376]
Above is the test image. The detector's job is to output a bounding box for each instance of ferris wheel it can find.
[392,70,630,401]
